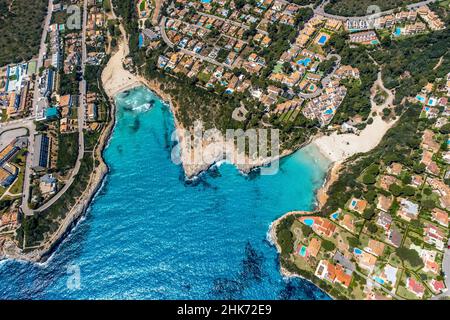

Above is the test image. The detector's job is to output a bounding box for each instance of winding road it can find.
[33,0,88,213]
[18,0,88,216]
[299,53,341,99]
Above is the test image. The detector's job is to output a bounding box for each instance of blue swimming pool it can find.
[416,95,426,102]
[318,35,328,45]
[297,58,311,67]
[324,109,333,115]
[353,248,362,255]
[201,0,212,3]
[394,28,401,36]
[374,277,385,285]
[303,219,314,227]
[299,246,307,257]
[138,33,144,48]
[351,200,357,207]
[331,212,339,220]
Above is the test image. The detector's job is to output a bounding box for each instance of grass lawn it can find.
[139,0,147,12]
[283,109,294,122]
[0,186,6,198]
[103,0,112,11]
[1,109,7,122]
[9,167,24,196]
[272,62,284,74]
[289,109,300,122]
[197,72,211,83]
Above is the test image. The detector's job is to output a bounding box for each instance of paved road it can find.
[0,119,36,216]
[0,128,28,149]
[19,0,53,216]
[35,0,88,213]
[160,16,174,48]
[353,269,404,300]
[314,0,438,22]
[32,0,53,117]
[198,11,269,36]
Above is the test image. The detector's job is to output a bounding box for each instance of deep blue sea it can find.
[0,87,331,299]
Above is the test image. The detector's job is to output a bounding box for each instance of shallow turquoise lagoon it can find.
[0,87,331,300]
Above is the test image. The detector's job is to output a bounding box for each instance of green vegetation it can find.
[276,215,297,256]
[322,239,336,251]
[0,0,48,66]
[17,153,94,248]
[323,102,424,214]
[396,247,423,268]
[326,34,378,123]
[59,70,81,95]
[56,132,79,171]
[112,0,140,64]
[371,29,450,104]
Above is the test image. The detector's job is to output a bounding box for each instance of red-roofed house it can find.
[431,208,448,227]
[406,277,425,298]
[299,217,336,238]
[429,279,446,294]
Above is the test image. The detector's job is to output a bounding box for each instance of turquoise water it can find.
[317,35,328,45]
[0,86,331,300]
[331,212,339,220]
[299,246,307,257]
[297,58,311,67]
[303,219,315,227]
[138,33,144,48]
[374,277,384,285]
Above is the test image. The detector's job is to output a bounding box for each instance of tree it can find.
[421,199,436,210]
[439,123,450,135]
[402,185,416,197]
[277,229,294,255]
[301,224,313,237]
[365,190,377,202]
[389,184,402,197]
[401,173,412,185]
[396,247,423,268]
[322,239,336,252]
[367,222,378,234]
[413,163,426,174]
[362,207,376,220]
[347,237,360,248]
[362,173,376,185]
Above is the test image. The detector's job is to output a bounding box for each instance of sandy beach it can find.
[312,115,396,162]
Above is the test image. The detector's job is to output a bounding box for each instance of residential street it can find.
[18,0,88,216]
[34,0,88,213]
